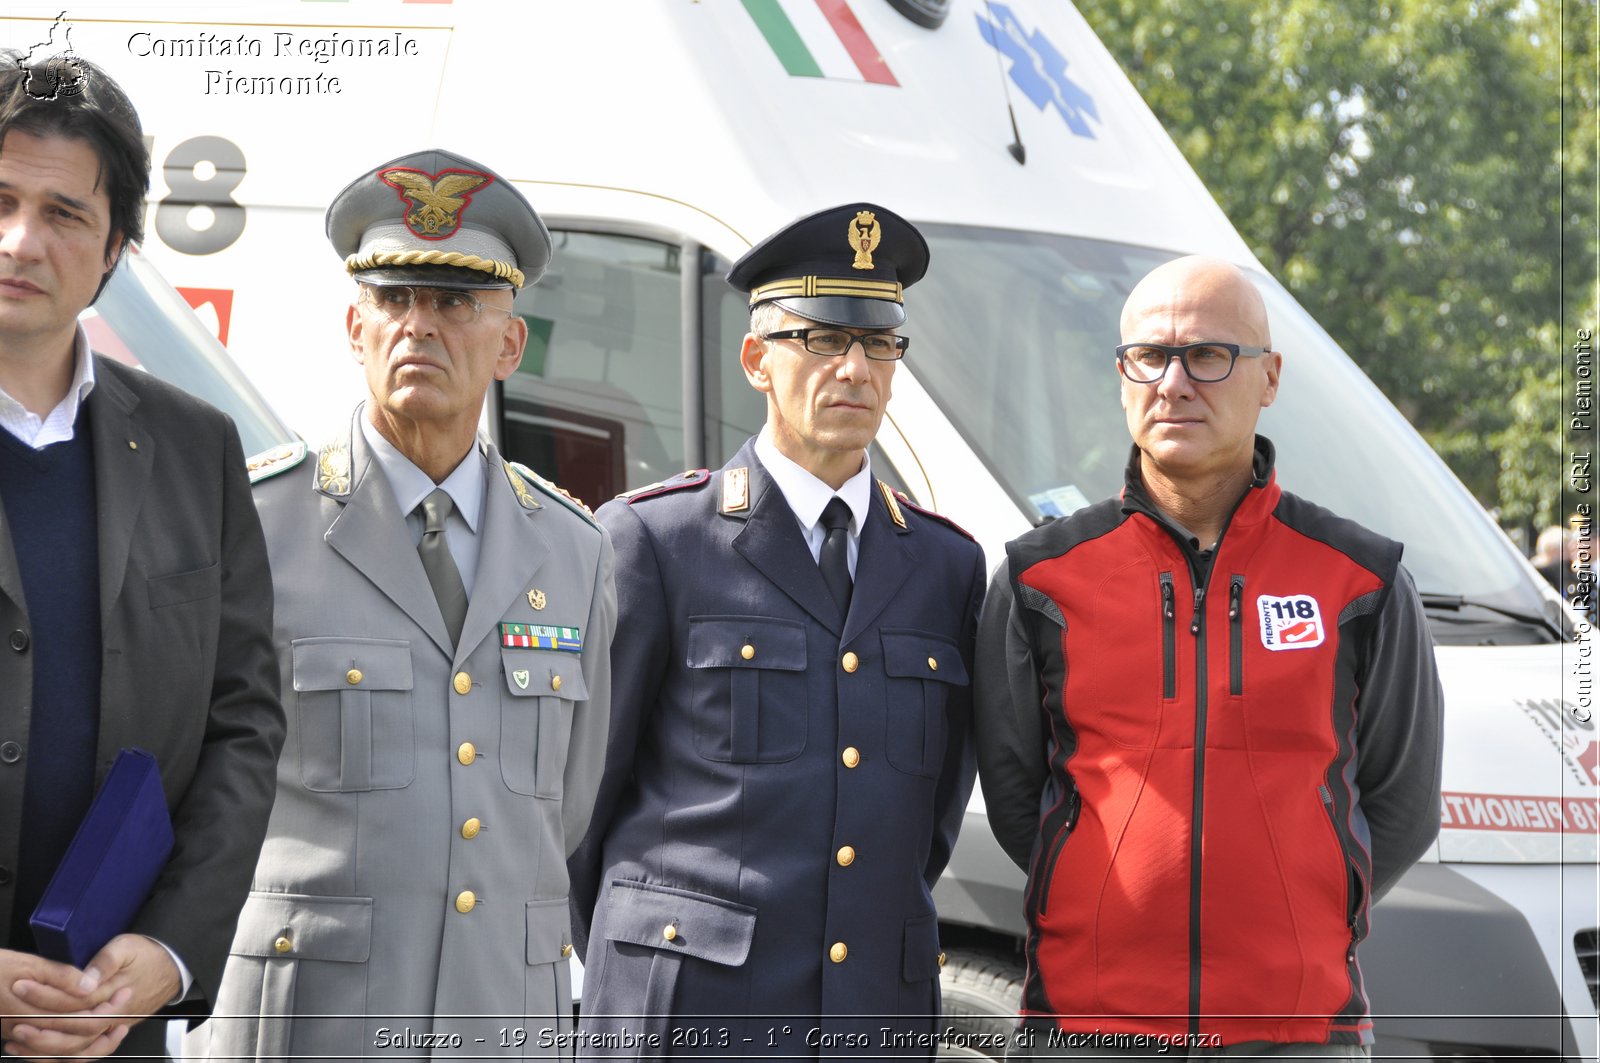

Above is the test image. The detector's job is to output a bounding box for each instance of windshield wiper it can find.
[1419,593,1567,642]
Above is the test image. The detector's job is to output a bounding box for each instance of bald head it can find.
[1120,256,1271,349]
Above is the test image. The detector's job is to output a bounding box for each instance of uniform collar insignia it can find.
[315,439,352,497]
[503,460,541,510]
[721,467,750,514]
[878,479,907,529]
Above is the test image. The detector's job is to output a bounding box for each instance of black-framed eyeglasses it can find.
[360,285,515,326]
[1115,341,1269,384]
[764,328,910,361]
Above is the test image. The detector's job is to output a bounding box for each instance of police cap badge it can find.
[725,202,929,329]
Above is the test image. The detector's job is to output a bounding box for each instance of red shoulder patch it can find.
[619,468,710,505]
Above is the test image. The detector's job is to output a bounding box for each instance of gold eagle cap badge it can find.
[379,167,493,240]
[849,210,881,270]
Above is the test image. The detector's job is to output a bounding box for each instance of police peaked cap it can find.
[327,147,551,290]
[727,203,930,329]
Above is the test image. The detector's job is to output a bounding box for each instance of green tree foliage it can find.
[1073,0,1588,525]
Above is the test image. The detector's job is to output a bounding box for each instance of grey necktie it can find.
[819,497,853,618]
[418,489,468,647]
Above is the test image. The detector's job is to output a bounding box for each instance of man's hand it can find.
[1,947,130,1061]
[1,936,176,1061]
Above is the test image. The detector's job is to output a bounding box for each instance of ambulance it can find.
[4,1,1593,1056]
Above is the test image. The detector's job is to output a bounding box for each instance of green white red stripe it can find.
[742,0,898,86]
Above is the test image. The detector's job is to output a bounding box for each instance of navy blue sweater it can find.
[0,410,101,949]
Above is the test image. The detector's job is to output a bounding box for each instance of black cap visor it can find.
[770,295,905,330]
[354,264,515,291]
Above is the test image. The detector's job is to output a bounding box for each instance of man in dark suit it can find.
[0,50,284,1059]
[570,204,984,1058]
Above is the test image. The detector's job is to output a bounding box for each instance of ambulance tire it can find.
[938,949,1025,1060]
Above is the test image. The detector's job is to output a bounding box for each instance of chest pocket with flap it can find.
[686,616,807,763]
[881,629,968,777]
[500,648,588,798]
[292,637,414,792]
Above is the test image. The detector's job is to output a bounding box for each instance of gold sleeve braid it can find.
[345,250,525,289]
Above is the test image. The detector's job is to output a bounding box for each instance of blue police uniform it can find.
[570,201,982,1059]
[569,441,983,1058]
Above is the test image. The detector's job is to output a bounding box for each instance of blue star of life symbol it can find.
[977,2,1100,139]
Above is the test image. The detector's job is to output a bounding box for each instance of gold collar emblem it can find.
[849,210,881,271]
[528,589,546,611]
[721,467,750,513]
[379,167,492,239]
[316,442,351,496]
[879,480,907,529]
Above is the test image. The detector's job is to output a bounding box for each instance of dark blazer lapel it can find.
[0,503,23,619]
[841,483,914,644]
[324,425,454,657]
[729,449,843,636]
[88,360,151,622]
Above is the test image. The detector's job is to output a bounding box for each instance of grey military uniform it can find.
[199,411,615,1060]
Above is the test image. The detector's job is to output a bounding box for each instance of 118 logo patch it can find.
[1257,594,1325,650]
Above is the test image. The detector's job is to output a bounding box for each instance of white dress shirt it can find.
[754,427,873,578]
[0,325,96,448]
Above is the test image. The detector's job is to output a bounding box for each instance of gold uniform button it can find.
[663,924,678,942]
[841,747,860,769]
[841,652,859,673]
[551,675,563,692]
[829,942,848,964]
[345,668,363,685]
[741,644,755,661]
[836,845,855,867]
[453,671,472,695]
[928,657,939,672]
[561,943,573,958]
[273,936,292,954]
[457,742,477,766]
[455,890,476,914]
[461,817,481,840]
[938,951,948,967]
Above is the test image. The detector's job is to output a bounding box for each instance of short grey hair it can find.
[749,301,787,338]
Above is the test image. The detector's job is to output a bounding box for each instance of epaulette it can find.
[617,468,711,505]
[880,480,976,542]
[507,461,599,529]
[247,441,307,485]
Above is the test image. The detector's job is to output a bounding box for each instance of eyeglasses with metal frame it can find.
[1115,341,1269,384]
[764,328,910,361]
[360,284,516,326]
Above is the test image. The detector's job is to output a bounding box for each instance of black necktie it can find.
[418,489,468,647]
[819,497,853,618]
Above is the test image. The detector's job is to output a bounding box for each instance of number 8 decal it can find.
[155,135,246,255]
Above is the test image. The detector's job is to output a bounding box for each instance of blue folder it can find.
[30,748,174,969]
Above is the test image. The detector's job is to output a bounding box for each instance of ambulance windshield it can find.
[80,247,292,457]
